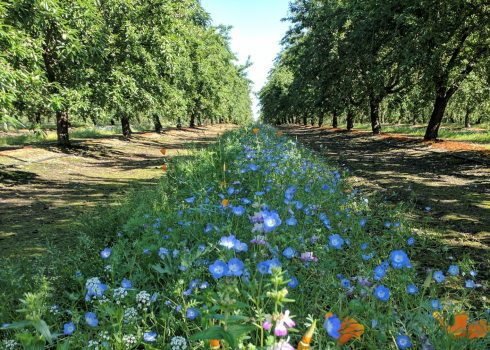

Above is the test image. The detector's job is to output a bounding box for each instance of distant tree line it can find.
[0,0,253,146]
[259,0,490,139]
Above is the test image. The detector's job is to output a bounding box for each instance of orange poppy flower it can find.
[220,182,226,187]
[253,129,259,134]
[324,313,364,345]
[161,165,167,171]
[160,149,166,155]
[217,133,220,136]
[277,132,283,136]
[210,339,220,349]
[468,320,488,339]
[220,126,222,129]
[297,320,316,349]
[221,199,229,207]
[433,312,468,337]
[338,317,364,345]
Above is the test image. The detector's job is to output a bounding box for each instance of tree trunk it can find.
[475,115,483,124]
[332,110,338,128]
[121,117,132,138]
[369,95,382,135]
[465,108,472,128]
[318,112,324,127]
[197,115,202,126]
[190,113,195,128]
[154,115,163,133]
[347,110,354,131]
[177,117,182,129]
[35,111,41,124]
[56,110,70,146]
[413,114,416,125]
[424,90,449,140]
[448,113,456,124]
[110,119,115,126]
[302,115,307,125]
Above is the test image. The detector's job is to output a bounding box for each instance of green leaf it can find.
[226,323,257,337]
[423,271,433,288]
[188,326,224,341]
[32,319,54,345]
[203,314,249,321]
[2,319,32,329]
[57,339,70,350]
[151,264,171,274]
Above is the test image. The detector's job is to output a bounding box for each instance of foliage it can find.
[1,126,489,349]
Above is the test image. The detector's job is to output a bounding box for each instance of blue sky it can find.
[200,0,291,119]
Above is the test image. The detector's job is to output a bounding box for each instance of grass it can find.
[0,125,155,146]
[332,123,490,142]
[0,125,488,350]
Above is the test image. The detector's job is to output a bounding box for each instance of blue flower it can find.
[295,201,303,210]
[360,218,366,227]
[235,241,248,252]
[465,280,475,288]
[268,258,282,272]
[121,278,131,289]
[374,266,386,280]
[407,238,415,245]
[470,270,477,277]
[189,279,199,289]
[199,282,209,289]
[63,322,75,335]
[362,255,372,261]
[144,332,157,342]
[288,277,298,288]
[242,198,251,204]
[384,222,391,228]
[361,243,368,251]
[431,300,442,310]
[381,261,390,270]
[249,164,258,171]
[283,247,295,259]
[219,235,238,249]
[375,285,390,301]
[425,207,431,211]
[85,312,98,327]
[394,222,401,228]
[433,270,445,283]
[286,217,297,226]
[396,335,411,349]
[209,261,228,279]
[228,258,244,276]
[341,279,350,288]
[186,308,198,320]
[227,187,235,195]
[448,265,459,276]
[101,248,111,259]
[262,210,282,230]
[183,289,191,296]
[322,184,329,190]
[257,261,270,274]
[76,272,82,277]
[324,314,341,338]
[255,191,265,196]
[175,305,182,312]
[184,197,195,203]
[390,250,409,268]
[143,248,150,254]
[232,205,245,216]
[407,285,418,294]
[328,234,344,249]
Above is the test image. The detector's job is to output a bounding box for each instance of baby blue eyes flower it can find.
[235,241,248,252]
[186,308,198,320]
[396,335,411,349]
[407,285,418,294]
[295,201,303,210]
[465,280,475,288]
[183,289,191,296]
[394,222,401,228]
[209,260,228,279]
[341,279,350,288]
[257,261,270,274]
[384,222,391,228]
[322,184,329,190]
[184,197,195,203]
[101,248,111,259]
[329,234,344,249]
[375,285,390,301]
[63,322,75,335]
[262,211,282,230]
[374,266,386,280]
[286,217,297,226]
[242,198,251,204]
[228,258,244,276]
[85,312,98,327]
[76,272,82,277]
[227,187,235,195]
[143,248,150,254]
[143,332,157,342]
[408,238,415,245]
[219,235,237,249]
[390,250,410,268]
[288,277,298,288]
[425,207,431,210]
[255,191,265,196]
[175,305,182,312]
[361,243,368,250]
[433,270,445,283]
[470,270,477,277]
[189,279,199,289]
[360,218,366,227]
[121,278,131,289]
[448,265,459,276]
[283,247,295,259]
[249,164,258,171]
[431,300,442,310]
[232,205,245,216]
[324,314,341,338]
[199,282,209,289]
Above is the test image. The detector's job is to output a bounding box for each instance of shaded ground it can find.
[0,124,236,257]
[277,124,490,281]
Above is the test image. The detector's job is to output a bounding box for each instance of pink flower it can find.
[274,310,295,336]
[263,314,272,330]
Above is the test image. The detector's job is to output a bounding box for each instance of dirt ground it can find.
[277,124,490,280]
[0,124,237,258]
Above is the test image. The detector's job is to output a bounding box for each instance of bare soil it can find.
[277,124,490,281]
[0,124,237,258]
